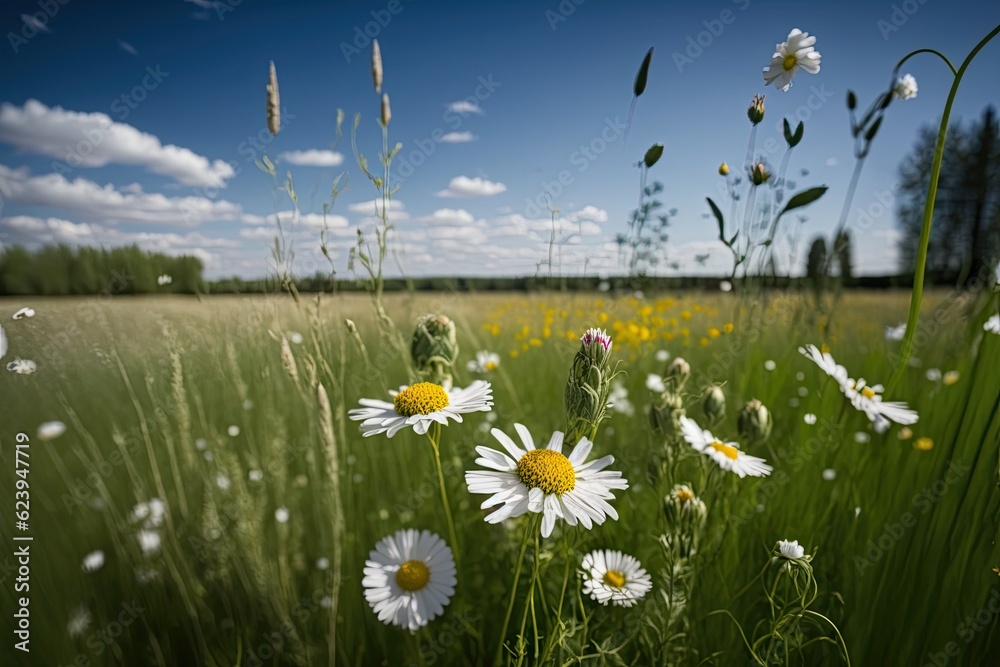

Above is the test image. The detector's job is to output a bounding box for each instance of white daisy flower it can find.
[646,373,666,393]
[777,539,805,559]
[798,344,850,388]
[316,557,330,570]
[37,420,67,441]
[215,473,231,491]
[227,425,240,437]
[892,73,918,101]
[885,323,906,341]
[81,550,105,573]
[12,307,35,320]
[248,469,263,482]
[137,529,161,556]
[466,350,501,374]
[581,549,653,608]
[157,274,172,286]
[130,502,150,524]
[822,468,836,481]
[764,359,777,371]
[349,380,493,438]
[67,605,93,638]
[6,359,37,375]
[362,529,456,633]
[925,368,942,382]
[844,377,918,430]
[147,499,166,527]
[195,437,208,451]
[275,507,290,523]
[608,380,635,416]
[719,280,733,292]
[854,431,871,444]
[803,413,817,425]
[679,417,772,478]
[465,424,628,538]
[654,349,671,363]
[289,331,304,345]
[984,314,999,334]
[763,28,821,92]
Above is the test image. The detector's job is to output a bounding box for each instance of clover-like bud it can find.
[750,162,771,186]
[565,328,615,445]
[701,385,726,425]
[747,93,765,126]
[663,357,691,393]
[649,390,685,439]
[410,314,458,390]
[663,483,708,536]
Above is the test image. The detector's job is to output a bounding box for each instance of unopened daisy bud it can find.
[266,60,280,136]
[649,391,684,438]
[371,39,383,93]
[380,93,391,127]
[701,385,726,425]
[737,398,773,444]
[565,327,616,445]
[750,162,771,186]
[410,314,459,390]
[718,162,729,176]
[747,93,765,125]
[664,357,690,392]
[663,483,707,533]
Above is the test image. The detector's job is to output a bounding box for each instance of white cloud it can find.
[446,101,484,115]
[347,198,409,221]
[418,208,476,225]
[564,206,608,224]
[0,165,247,226]
[0,100,235,188]
[436,176,506,198]
[439,132,477,143]
[279,149,345,167]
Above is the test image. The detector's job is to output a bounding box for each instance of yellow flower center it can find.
[861,387,876,399]
[915,437,933,451]
[395,560,430,591]
[675,489,694,502]
[393,382,450,417]
[602,570,627,589]
[710,440,740,460]
[782,54,798,71]
[517,449,576,495]
[485,361,498,371]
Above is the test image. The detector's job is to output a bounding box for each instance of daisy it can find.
[581,549,652,607]
[884,323,906,341]
[646,373,667,393]
[466,350,500,374]
[803,413,817,425]
[679,417,772,478]
[465,424,628,538]
[844,377,918,431]
[275,507,290,523]
[985,314,999,334]
[798,344,849,388]
[608,380,635,416]
[36,421,67,441]
[776,539,805,560]
[892,73,918,101]
[67,606,93,638]
[349,380,493,437]
[763,28,821,92]
[137,530,161,556]
[81,550,105,573]
[6,359,37,375]
[362,529,456,633]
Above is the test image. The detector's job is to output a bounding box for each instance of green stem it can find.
[495,516,538,665]
[887,24,1000,391]
[515,528,544,667]
[427,423,461,570]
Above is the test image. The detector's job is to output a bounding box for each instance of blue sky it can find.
[0,0,998,279]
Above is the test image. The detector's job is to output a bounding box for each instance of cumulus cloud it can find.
[439,132,477,143]
[436,176,506,198]
[279,149,345,167]
[446,101,484,115]
[0,100,235,187]
[0,165,248,226]
[418,208,476,225]
[347,198,409,221]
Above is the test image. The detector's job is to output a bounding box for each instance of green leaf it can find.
[778,186,828,218]
[643,144,664,169]
[706,197,725,240]
[793,121,804,146]
[864,116,884,143]
[783,118,793,146]
[846,90,857,111]
[634,47,653,97]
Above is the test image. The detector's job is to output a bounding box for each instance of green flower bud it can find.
[750,162,771,186]
[649,390,684,438]
[410,314,458,390]
[747,93,765,126]
[565,328,615,445]
[701,385,726,425]
[737,398,773,444]
[663,484,707,557]
[664,357,690,393]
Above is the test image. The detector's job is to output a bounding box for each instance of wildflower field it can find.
[2,288,998,666]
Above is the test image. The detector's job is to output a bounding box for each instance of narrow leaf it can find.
[706,197,725,240]
[778,186,828,218]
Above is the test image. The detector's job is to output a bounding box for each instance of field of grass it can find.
[1,288,998,666]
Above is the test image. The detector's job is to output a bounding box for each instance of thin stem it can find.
[888,23,1000,390]
[427,423,461,570]
[515,528,544,666]
[823,156,866,277]
[495,516,537,665]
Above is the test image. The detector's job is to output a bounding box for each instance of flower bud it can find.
[565,328,615,445]
[381,93,391,127]
[371,39,383,93]
[266,60,280,136]
[718,162,730,176]
[737,398,773,443]
[410,314,458,390]
[663,357,690,393]
[747,93,765,125]
[750,162,771,186]
[663,484,708,536]
[701,385,726,425]
[649,390,684,438]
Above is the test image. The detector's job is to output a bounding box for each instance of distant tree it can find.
[805,236,828,291]
[897,105,1000,285]
[834,230,853,284]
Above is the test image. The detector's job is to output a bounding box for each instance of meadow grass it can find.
[1,289,998,666]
